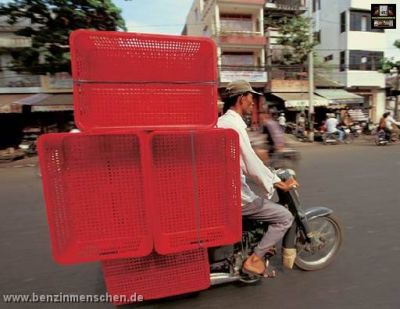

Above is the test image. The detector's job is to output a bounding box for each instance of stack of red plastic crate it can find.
[38,30,242,304]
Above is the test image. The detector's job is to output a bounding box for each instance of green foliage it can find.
[276,16,316,65]
[0,0,126,74]
[380,40,400,74]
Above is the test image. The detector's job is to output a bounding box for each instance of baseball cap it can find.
[225,80,262,97]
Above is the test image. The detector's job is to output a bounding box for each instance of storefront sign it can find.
[220,71,267,83]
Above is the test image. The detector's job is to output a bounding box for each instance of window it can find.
[361,16,368,31]
[349,50,384,71]
[324,54,333,62]
[220,14,253,33]
[340,51,345,71]
[312,0,320,12]
[221,52,254,67]
[350,10,384,32]
[313,30,321,44]
[340,12,346,33]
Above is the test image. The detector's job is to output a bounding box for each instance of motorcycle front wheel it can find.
[295,214,343,271]
[343,134,354,144]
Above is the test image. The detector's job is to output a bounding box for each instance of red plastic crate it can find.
[101,249,210,304]
[70,30,218,131]
[148,129,242,254]
[38,133,152,264]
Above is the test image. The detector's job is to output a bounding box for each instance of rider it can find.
[378,112,391,140]
[385,111,400,137]
[261,111,285,155]
[217,80,296,277]
[326,113,344,142]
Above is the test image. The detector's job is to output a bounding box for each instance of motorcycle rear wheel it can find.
[295,214,343,271]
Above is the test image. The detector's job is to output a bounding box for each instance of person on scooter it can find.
[217,80,296,277]
[378,112,391,140]
[385,111,400,138]
[261,111,285,155]
[326,113,344,142]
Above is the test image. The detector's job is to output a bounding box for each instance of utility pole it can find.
[395,68,399,119]
[308,0,314,142]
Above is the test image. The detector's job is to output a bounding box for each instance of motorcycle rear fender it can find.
[305,207,333,221]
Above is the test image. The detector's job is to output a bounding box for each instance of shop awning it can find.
[12,93,73,112]
[315,89,364,104]
[271,92,330,108]
[0,94,32,113]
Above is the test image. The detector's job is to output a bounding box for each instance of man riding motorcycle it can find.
[325,113,344,142]
[217,80,297,277]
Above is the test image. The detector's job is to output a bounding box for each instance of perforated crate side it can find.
[73,83,217,131]
[101,249,210,304]
[70,30,218,131]
[149,129,242,254]
[38,133,152,264]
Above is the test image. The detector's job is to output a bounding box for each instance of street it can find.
[1,137,400,309]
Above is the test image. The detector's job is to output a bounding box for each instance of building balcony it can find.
[267,65,308,91]
[345,71,385,88]
[0,36,31,48]
[217,34,266,46]
[347,32,385,51]
[270,65,307,79]
[218,0,265,6]
[219,65,267,84]
[0,74,41,88]
[265,0,306,11]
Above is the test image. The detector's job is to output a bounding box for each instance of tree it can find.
[275,15,316,66]
[381,40,400,118]
[0,0,126,75]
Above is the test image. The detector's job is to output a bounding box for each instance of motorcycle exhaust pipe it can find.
[210,273,241,286]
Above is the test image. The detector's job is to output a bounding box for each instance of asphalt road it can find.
[1,137,400,309]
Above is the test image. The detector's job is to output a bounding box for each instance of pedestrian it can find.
[217,80,296,276]
[278,113,287,132]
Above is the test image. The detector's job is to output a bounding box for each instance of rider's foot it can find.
[242,253,266,276]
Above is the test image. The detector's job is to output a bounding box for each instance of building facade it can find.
[183,0,267,126]
[312,0,399,122]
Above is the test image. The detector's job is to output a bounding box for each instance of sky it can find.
[0,0,194,35]
[113,0,193,35]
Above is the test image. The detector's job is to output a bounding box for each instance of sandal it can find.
[242,260,276,278]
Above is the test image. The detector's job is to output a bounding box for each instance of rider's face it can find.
[240,93,254,115]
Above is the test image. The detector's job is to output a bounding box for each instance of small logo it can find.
[371,4,396,29]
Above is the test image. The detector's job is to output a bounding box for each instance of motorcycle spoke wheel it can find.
[295,214,343,271]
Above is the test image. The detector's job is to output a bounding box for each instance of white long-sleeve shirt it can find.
[217,110,281,205]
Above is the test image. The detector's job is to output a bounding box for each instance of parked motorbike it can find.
[208,168,343,285]
[19,127,40,156]
[349,123,362,137]
[322,126,353,145]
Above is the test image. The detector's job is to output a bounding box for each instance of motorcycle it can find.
[208,168,343,285]
[375,129,396,146]
[18,136,38,156]
[322,126,353,145]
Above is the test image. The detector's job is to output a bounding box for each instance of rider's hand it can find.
[274,178,299,192]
